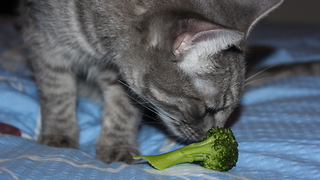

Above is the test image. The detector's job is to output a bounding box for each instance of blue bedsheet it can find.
[1,18,320,180]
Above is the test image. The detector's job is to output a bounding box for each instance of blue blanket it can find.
[1,18,320,180]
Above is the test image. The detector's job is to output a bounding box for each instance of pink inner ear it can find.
[172,19,223,56]
[173,33,194,56]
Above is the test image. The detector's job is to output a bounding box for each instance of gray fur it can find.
[20,0,283,164]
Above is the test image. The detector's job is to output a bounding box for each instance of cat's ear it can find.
[172,19,245,76]
[172,19,244,56]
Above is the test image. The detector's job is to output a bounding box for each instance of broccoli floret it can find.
[133,127,238,171]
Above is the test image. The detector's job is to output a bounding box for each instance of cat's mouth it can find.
[178,125,207,142]
[169,120,212,142]
[157,112,203,142]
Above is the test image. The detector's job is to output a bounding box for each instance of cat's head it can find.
[123,0,283,141]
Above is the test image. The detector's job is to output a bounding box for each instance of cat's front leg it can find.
[96,71,141,164]
[33,60,79,149]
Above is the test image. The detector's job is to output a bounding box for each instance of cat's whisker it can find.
[122,92,160,116]
[140,120,161,125]
[118,80,179,122]
[117,80,150,104]
[141,113,161,122]
[245,77,275,86]
[117,80,149,103]
[118,87,165,121]
[245,63,281,82]
[157,108,179,122]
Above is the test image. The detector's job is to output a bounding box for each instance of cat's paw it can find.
[39,135,78,149]
[96,146,140,164]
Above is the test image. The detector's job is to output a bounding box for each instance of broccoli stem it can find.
[134,136,215,170]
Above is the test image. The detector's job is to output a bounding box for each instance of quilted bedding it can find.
[0,17,320,180]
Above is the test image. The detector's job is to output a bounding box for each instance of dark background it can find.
[264,0,320,24]
[0,1,20,15]
[0,0,319,24]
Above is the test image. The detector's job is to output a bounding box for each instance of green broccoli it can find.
[133,127,238,171]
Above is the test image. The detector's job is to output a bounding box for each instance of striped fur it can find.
[20,0,283,164]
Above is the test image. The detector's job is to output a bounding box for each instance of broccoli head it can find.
[133,127,238,171]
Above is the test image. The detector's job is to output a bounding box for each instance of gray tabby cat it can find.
[20,0,283,164]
